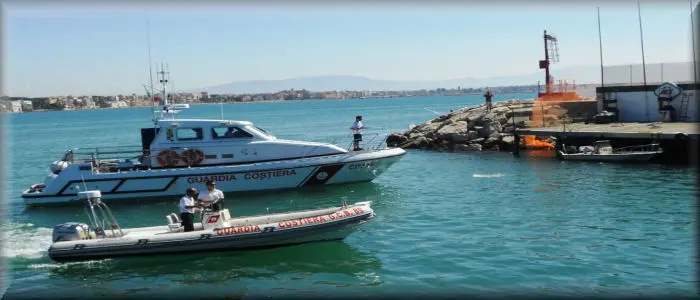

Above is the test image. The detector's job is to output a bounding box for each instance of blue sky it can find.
[2,0,698,97]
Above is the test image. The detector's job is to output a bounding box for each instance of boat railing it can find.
[79,190,124,239]
[614,143,663,153]
[341,132,391,151]
[63,146,146,164]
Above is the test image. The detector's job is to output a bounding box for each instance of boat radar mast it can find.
[149,63,189,123]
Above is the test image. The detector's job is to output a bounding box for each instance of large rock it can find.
[384,98,546,152]
[415,137,432,148]
[451,133,471,143]
[502,124,514,134]
[435,121,469,140]
[483,137,501,150]
[413,121,443,135]
[408,131,425,140]
[500,135,515,144]
[490,106,511,115]
[477,121,502,138]
[386,133,408,147]
[420,122,446,139]
[495,114,509,125]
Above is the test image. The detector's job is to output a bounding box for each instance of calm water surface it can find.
[1,94,697,298]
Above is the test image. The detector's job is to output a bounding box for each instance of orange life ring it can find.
[181,149,205,166]
[156,150,180,166]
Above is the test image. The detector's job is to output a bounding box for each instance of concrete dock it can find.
[515,122,699,139]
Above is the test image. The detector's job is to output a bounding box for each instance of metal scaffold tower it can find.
[539,30,559,95]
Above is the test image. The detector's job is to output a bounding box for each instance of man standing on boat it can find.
[198,180,225,211]
[180,188,199,232]
[350,115,364,151]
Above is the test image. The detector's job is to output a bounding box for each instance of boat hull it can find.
[48,204,374,262]
[557,150,661,162]
[24,148,405,206]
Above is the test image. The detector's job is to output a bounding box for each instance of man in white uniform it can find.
[179,188,199,232]
[198,180,225,211]
[350,115,364,151]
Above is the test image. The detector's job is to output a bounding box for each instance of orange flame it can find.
[522,135,555,150]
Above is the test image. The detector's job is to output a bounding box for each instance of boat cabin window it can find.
[255,126,268,134]
[212,126,254,139]
[176,128,203,141]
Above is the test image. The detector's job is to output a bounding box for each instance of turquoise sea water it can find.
[1,94,697,298]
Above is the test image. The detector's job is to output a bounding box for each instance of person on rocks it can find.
[350,115,365,151]
[198,180,225,212]
[484,90,493,111]
[179,188,200,232]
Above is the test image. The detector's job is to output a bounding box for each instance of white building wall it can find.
[695,1,699,56]
[611,89,697,122]
[693,2,699,84]
[10,101,22,113]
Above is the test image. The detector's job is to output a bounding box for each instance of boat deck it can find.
[515,122,699,139]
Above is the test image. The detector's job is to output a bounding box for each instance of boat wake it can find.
[0,222,53,259]
[28,259,110,270]
[472,173,505,178]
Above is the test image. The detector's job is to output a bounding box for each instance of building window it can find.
[211,126,254,139]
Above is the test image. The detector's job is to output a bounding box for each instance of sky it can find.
[2,0,698,97]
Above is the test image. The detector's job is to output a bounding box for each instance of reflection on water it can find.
[524,149,556,159]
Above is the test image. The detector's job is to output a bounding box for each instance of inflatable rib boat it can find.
[48,190,375,262]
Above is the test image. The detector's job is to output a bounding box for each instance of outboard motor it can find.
[654,82,682,122]
[52,222,90,243]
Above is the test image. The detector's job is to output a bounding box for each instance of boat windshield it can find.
[254,126,273,136]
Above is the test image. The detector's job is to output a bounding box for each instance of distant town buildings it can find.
[0,84,576,113]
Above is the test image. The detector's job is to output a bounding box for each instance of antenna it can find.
[167,63,174,103]
[146,17,156,121]
[597,7,605,89]
[158,62,170,107]
[691,0,698,85]
[637,0,649,121]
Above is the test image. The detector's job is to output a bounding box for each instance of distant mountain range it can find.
[183,62,694,94]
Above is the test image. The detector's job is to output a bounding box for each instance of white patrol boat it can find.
[22,65,406,206]
[48,190,375,262]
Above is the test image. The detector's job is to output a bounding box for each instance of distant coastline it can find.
[0,84,571,114]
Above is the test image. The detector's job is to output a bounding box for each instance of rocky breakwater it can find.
[386,99,559,152]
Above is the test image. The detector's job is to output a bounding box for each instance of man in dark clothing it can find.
[484,90,493,111]
[179,188,199,232]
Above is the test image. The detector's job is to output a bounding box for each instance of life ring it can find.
[156,150,180,166]
[181,149,205,166]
